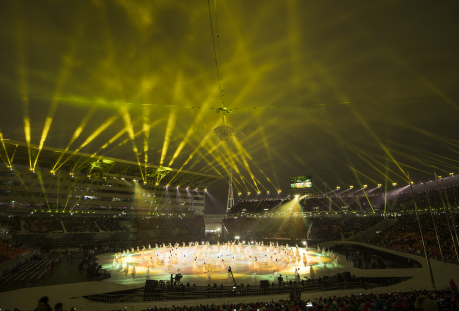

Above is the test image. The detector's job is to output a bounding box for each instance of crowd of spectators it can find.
[0,239,28,263]
[97,218,127,232]
[393,184,459,211]
[134,216,204,232]
[228,194,387,214]
[308,218,343,241]
[223,216,384,242]
[223,218,284,240]
[342,217,384,238]
[229,199,285,214]
[23,284,459,311]
[24,218,63,233]
[0,215,21,234]
[61,216,100,233]
[367,213,459,262]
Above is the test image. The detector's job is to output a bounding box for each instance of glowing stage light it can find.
[392,183,397,186]
[156,183,159,186]
[336,186,340,190]
[350,186,353,189]
[267,191,270,194]
[205,188,207,192]
[410,181,414,185]
[186,187,189,189]
[166,184,169,187]
[450,173,454,176]
[438,176,442,179]
[248,192,251,195]
[176,186,179,189]
[363,185,367,188]
[278,190,281,193]
[257,191,260,194]
[238,192,241,195]
[377,184,382,187]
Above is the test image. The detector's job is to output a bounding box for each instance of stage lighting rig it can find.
[216,106,233,116]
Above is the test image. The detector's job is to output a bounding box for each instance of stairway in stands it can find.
[60,221,67,233]
[306,218,314,240]
[345,218,398,241]
[94,221,102,232]
[20,220,26,234]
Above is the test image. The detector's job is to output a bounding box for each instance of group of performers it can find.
[110,241,341,279]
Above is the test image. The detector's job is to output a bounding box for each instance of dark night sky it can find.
[0,1,458,213]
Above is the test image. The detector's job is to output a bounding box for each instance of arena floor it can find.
[101,243,342,286]
[1,241,457,311]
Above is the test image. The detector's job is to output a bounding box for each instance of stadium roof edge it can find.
[0,139,219,180]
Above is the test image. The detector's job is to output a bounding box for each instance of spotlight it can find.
[176,186,179,189]
[248,192,251,195]
[336,186,340,190]
[377,184,382,187]
[392,183,397,186]
[438,176,442,179]
[257,191,260,194]
[156,183,159,186]
[166,184,169,187]
[350,186,353,189]
[450,173,454,176]
[278,190,281,193]
[186,187,189,189]
[410,181,414,185]
[267,191,270,194]
[238,192,241,195]
[205,188,207,192]
[363,185,367,188]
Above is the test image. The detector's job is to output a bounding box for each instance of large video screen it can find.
[290,176,312,188]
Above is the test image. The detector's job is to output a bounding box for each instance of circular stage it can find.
[100,242,346,286]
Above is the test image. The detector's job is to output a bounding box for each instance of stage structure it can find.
[102,242,342,287]
[0,140,219,215]
[226,167,234,213]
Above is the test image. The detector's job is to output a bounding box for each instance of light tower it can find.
[227,167,234,213]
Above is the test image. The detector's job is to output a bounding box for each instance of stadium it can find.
[1,1,459,311]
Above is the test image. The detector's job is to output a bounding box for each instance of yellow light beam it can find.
[54,115,119,172]
[142,105,151,180]
[52,107,97,171]
[351,107,408,179]
[119,104,145,181]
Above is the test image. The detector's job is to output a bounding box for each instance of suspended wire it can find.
[207,0,223,102]
[214,0,223,98]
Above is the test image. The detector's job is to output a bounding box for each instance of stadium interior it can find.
[0,1,459,311]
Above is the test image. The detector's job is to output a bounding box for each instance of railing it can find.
[86,283,326,303]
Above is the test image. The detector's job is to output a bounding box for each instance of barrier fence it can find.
[86,283,335,303]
